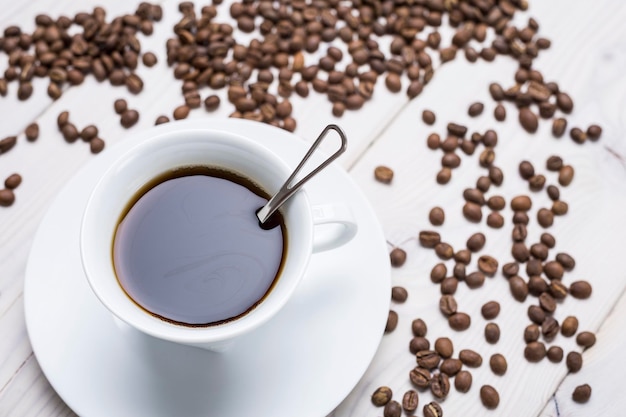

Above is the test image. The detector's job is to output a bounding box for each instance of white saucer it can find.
[23,119,391,417]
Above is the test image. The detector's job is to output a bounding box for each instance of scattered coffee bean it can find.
[570,127,587,144]
[463,202,482,222]
[559,165,575,186]
[385,310,398,333]
[529,174,546,191]
[410,366,431,389]
[566,351,583,373]
[90,138,105,154]
[410,337,431,354]
[556,253,576,270]
[519,107,538,133]
[114,99,128,115]
[430,263,447,283]
[546,155,563,171]
[569,281,592,299]
[427,133,441,150]
[0,136,17,154]
[412,318,427,337]
[121,109,139,128]
[525,341,547,362]
[576,331,596,349]
[511,195,532,211]
[485,323,500,344]
[477,255,498,276]
[142,52,157,67]
[547,346,564,363]
[402,390,419,413]
[519,160,535,179]
[440,358,462,377]
[455,249,471,265]
[80,125,98,142]
[528,305,546,324]
[422,110,436,125]
[525,324,540,343]
[439,295,457,317]
[4,174,22,190]
[481,301,500,320]
[435,242,454,260]
[487,195,506,211]
[541,233,556,248]
[155,115,170,125]
[448,312,471,331]
[552,118,567,137]
[447,123,467,138]
[390,247,407,267]
[374,165,394,183]
[542,316,560,340]
[537,208,554,228]
[467,233,486,252]
[468,102,484,117]
[587,124,602,141]
[510,276,529,302]
[57,111,69,129]
[494,103,506,121]
[556,92,574,113]
[436,167,452,184]
[25,123,39,141]
[429,207,445,226]
[459,349,482,367]
[550,281,568,299]
[480,385,500,409]
[423,401,443,417]
[502,262,519,278]
[434,337,454,359]
[204,95,220,112]
[572,384,592,403]
[547,185,560,201]
[383,400,401,417]
[61,124,79,143]
[454,370,472,393]
[465,271,485,289]
[430,372,450,399]
[173,105,190,120]
[489,354,507,375]
[539,292,557,313]
[561,316,579,337]
[391,286,408,303]
[416,350,441,370]
[0,189,16,207]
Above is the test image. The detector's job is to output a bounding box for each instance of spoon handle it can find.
[257,124,347,225]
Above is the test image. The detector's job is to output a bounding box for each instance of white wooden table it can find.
[1,1,626,416]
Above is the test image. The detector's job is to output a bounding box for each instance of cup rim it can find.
[80,126,313,344]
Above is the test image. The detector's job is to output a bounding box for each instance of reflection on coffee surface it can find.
[112,166,286,326]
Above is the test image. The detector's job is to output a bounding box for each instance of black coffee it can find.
[112,166,286,327]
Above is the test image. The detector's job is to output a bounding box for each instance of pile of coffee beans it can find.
[56,111,105,154]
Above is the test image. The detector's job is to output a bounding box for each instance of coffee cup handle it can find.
[311,204,358,253]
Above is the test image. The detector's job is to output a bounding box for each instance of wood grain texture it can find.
[1,0,625,416]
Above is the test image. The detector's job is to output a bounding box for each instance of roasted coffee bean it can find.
[155,115,170,125]
[430,263,447,283]
[447,123,467,138]
[402,390,419,413]
[383,400,401,417]
[509,276,529,302]
[519,107,538,133]
[25,123,39,141]
[530,243,549,260]
[434,337,454,359]
[463,202,482,222]
[422,110,436,125]
[489,354,507,376]
[459,349,481,367]
[570,127,587,144]
[541,233,556,248]
[478,255,498,276]
[570,281,592,299]
[430,372,450,399]
[479,148,495,167]
[513,211,530,225]
[552,200,568,215]
[0,189,16,207]
[547,346,564,363]
[556,92,574,113]
[126,73,143,94]
[587,124,602,140]
[142,52,157,67]
[57,111,69,129]
[556,253,576,270]
[528,305,546,325]
[410,337,431,354]
[467,233,486,252]
[442,153,461,168]
[453,263,466,280]
[502,262,519,277]
[476,176,491,192]
[416,350,441,370]
[391,286,408,303]
[61,124,79,143]
[173,105,190,120]
[549,281,568,299]
[463,188,485,205]
[547,185,560,201]
[485,323,500,344]
[572,384,592,403]
[468,102,484,117]
[441,277,458,294]
[525,324,541,343]
[511,195,532,211]
[202,95,220,112]
[440,358,462,377]
[489,83,505,100]
[412,318,427,337]
[462,270,483,288]
[374,165,393,183]
[566,351,583,372]
[561,316,578,337]
[441,136,459,153]
[529,276,548,296]
[576,331,596,349]
[453,250,470,266]
[427,133,441,150]
[385,310,398,333]
[436,168,451,184]
[89,138,105,154]
[512,224,527,244]
[4,173,22,190]
[80,125,98,142]
[114,99,127,115]
[559,165,574,186]
[480,385,500,409]
[390,247,407,267]
[486,212,504,228]
[423,401,443,417]
[487,196,505,211]
[494,103,506,121]
[448,312,471,331]
[552,118,567,137]
[439,295,457,317]
[410,366,431,389]
[537,208,554,228]
[121,109,139,128]
[454,370,472,393]
[512,242,530,262]
[542,316,560,340]
[519,160,535,179]
[525,341,546,362]
[435,242,454,260]
[539,292,557,314]
[481,301,500,319]
[546,155,563,171]
[529,174,546,191]
[543,261,564,280]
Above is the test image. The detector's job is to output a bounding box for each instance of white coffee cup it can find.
[80,126,357,351]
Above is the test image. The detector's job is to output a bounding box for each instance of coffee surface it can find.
[113,167,285,326]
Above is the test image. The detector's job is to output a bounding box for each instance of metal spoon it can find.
[256,124,347,225]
